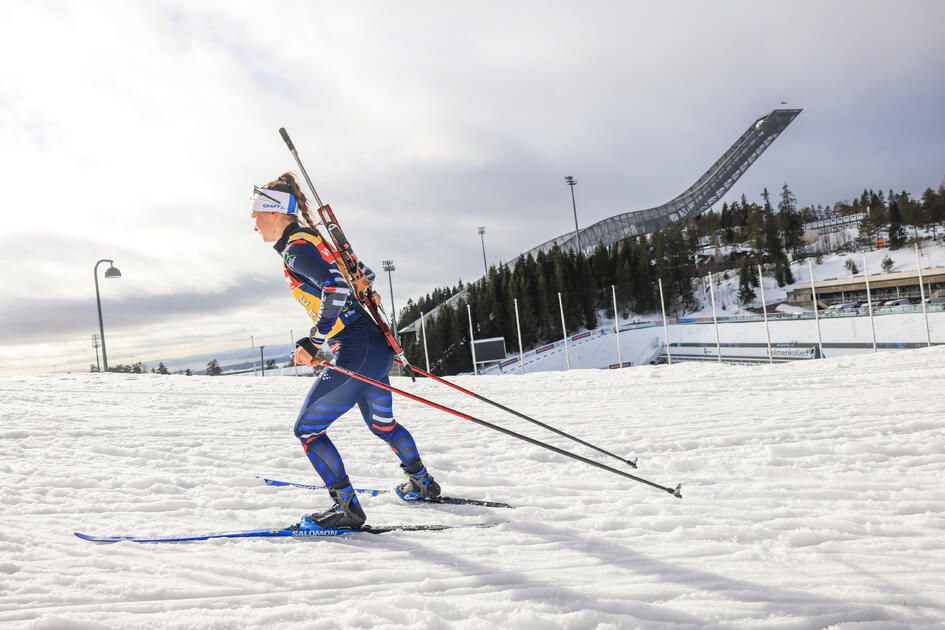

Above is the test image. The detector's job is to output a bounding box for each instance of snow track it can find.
[2,349,945,628]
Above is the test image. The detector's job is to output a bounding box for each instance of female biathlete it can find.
[250,173,440,530]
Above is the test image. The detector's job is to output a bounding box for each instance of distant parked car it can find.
[926,296,945,306]
[883,298,912,307]
[839,302,862,310]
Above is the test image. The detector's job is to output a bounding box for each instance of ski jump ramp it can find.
[399,108,801,335]
[521,107,802,259]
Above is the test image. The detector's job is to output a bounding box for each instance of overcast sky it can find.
[2,1,944,374]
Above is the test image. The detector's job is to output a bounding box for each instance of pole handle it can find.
[278,127,295,151]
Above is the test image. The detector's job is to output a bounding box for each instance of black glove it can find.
[295,336,320,358]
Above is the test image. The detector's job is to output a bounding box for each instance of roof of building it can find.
[789,266,945,295]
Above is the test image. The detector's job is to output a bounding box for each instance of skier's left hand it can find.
[293,345,317,368]
[295,337,332,369]
[310,347,334,376]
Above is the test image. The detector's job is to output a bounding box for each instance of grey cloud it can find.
[0,275,286,346]
[2,1,945,372]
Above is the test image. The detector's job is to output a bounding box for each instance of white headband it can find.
[251,187,297,215]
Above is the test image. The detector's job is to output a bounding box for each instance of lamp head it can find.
[105,264,122,279]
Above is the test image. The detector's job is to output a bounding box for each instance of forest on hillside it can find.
[398,184,945,375]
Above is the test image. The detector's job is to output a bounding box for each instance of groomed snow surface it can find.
[2,349,945,628]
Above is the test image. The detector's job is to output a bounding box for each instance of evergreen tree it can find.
[522,254,542,328]
[778,183,804,256]
[157,362,169,375]
[888,197,905,249]
[747,195,766,250]
[185,368,192,376]
[553,248,580,328]
[428,308,451,373]
[633,237,655,312]
[737,258,756,304]
[773,259,785,287]
[513,267,539,348]
[881,255,894,273]
[451,302,472,374]
[897,191,923,241]
[206,359,222,376]
[923,187,945,239]
[616,258,633,317]
[579,255,598,329]
[591,242,611,311]
[535,260,556,339]
[860,190,887,249]
[472,270,498,340]
[763,210,790,286]
[720,202,735,244]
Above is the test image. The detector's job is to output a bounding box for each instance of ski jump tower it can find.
[522,107,803,259]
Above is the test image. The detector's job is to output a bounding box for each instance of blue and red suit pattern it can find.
[273,224,423,490]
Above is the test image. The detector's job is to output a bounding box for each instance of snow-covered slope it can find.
[480,239,945,374]
[705,237,945,317]
[493,307,945,374]
[2,348,945,627]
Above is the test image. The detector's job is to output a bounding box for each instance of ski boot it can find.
[300,477,366,530]
[395,461,441,501]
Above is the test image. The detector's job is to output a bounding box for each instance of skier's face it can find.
[251,211,287,242]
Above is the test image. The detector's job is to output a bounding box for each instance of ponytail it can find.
[260,172,320,230]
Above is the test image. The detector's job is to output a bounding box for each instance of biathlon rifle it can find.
[278,127,416,381]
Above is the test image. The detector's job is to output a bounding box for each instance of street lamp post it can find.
[477,227,487,277]
[94,259,122,372]
[565,176,582,254]
[382,260,398,343]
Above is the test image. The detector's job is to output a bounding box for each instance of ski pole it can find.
[318,360,682,498]
[396,359,639,468]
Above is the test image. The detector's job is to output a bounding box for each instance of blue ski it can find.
[259,477,390,496]
[259,477,514,509]
[75,522,488,544]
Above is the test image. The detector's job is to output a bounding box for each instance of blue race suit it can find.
[273,223,423,489]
